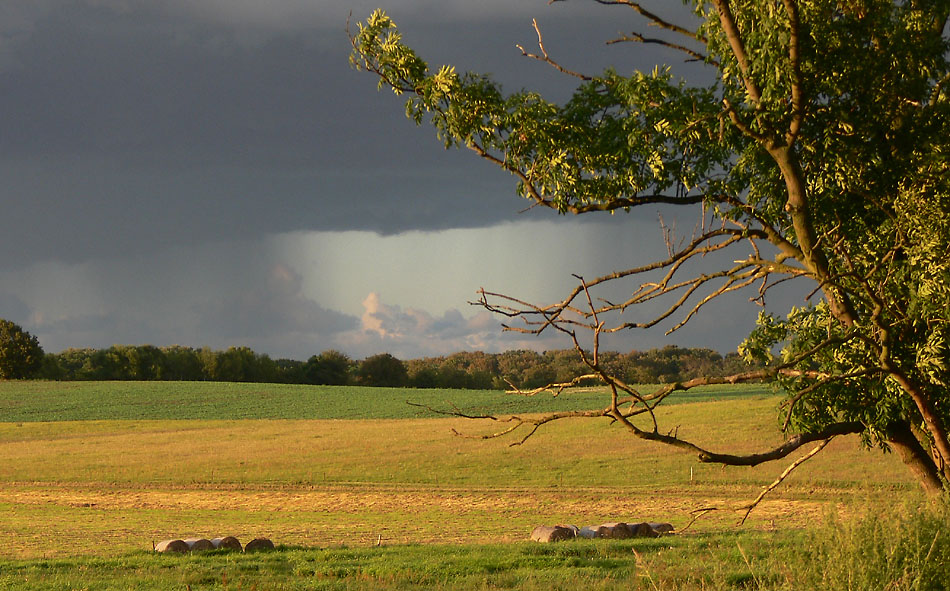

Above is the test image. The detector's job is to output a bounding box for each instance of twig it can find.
[607,32,711,64]
[517,19,592,80]
[678,507,718,533]
[738,437,834,525]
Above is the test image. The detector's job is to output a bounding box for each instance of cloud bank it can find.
[0,1,757,360]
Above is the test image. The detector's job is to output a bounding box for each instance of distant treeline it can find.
[37,344,761,389]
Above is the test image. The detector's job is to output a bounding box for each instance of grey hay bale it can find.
[244,537,276,552]
[183,538,215,552]
[530,525,576,543]
[578,526,598,539]
[211,536,243,551]
[155,539,189,554]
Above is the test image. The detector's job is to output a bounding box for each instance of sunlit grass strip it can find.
[0,532,799,590]
[5,505,949,589]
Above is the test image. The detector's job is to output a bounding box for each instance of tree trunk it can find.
[887,421,946,496]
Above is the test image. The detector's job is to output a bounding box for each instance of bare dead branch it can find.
[481,227,760,321]
[504,374,601,397]
[606,32,711,64]
[665,267,761,334]
[717,194,805,262]
[517,19,592,80]
[406,400,499,421]
[588,0,707,44]
[679,507,718,533]
[576,276,603,366]
[738,437,833,525]
[696,421,863,465]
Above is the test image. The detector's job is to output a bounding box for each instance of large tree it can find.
[0,319,44,379]
[304,350,353,385]
[357,353,410,387]
[350,1,950,495]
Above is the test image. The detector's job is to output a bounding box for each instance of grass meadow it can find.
[0,380,767,421]
[0,380,940,589]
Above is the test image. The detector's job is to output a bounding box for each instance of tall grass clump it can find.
[794,497,950,590]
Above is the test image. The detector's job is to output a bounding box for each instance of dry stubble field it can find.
[0,384,915,560]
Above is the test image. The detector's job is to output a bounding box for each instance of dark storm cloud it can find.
[0,291,31,323]
[193,263,357,340]
[0,1,703,270]
[1,1,757,360]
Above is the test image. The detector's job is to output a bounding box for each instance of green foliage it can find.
[0,319,44,380]
[303,349,353,385]
[161,345,204,381]
[357,353,409,387]
[350,2,950,492]
[211,346,277,383]
[39,344,760,389]
[351,9,730,213]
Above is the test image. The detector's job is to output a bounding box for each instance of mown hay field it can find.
[0,381,913,566]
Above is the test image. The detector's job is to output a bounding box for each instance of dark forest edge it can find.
[0,317,764,389]
[32,344,760,390]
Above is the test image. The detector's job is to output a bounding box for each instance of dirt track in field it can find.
[0,481,855,558]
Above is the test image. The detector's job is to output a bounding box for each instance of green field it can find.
[0,381,938,589]
[0,380,767,421]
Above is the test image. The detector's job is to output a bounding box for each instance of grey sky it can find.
[0,1,788,360]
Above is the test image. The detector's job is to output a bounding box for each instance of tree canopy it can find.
[357,353,410,387]
[350,1,950,496]
[0,319,44,380]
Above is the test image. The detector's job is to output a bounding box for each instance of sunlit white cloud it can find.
[342,291,563,359]
[360,291,489,343]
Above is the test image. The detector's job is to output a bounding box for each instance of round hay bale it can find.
[155,539,189,554]
[594,523,632,539]
[557,524,580,537]
[183,538,215,552]
[530,525,575,543]
[244,537,276,552]
[211,536,243,551]
[647,522,675,534]
[629,522,660,538]
[578,526,598,539]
